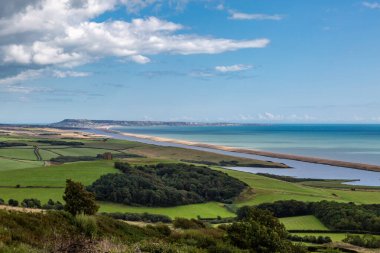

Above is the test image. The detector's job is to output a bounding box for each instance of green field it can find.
[1,133,380,219]
[280,215,328,230]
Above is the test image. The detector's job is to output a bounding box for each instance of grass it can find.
[0,158,43,171]
[279,215,328,230]
[0,160,117,187]
[214,167,380,205]
[44,147,121,157]
[0,148,37,161]
[99,201,234,219]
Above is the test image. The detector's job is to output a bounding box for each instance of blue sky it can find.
[0,0,379,123]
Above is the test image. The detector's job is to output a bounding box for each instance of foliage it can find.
[288,234,332,244]
[50,155,98,163]
[20,198,41,208]
[103,212,172,223]
[256,200,380,233]
[63,179,99,216]
[343,234,380,248]
[257,200,311,217]
[42,199,64,210]
[0,198,4,205]
[8,199,18,207]
[228,206,307,253]
[36,140,84,146]
[173,218,206,229]
[88,162,247,207]
[0,142,27,148]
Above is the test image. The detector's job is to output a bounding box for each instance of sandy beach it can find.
[102,129,380,173]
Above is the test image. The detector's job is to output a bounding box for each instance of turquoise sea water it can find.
[114,124,380,166]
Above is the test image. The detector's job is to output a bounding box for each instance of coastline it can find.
[99,128,380,173]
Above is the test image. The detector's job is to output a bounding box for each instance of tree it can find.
[228,206,307,253]
[63,179,99,216]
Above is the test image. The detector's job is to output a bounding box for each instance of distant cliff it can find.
[50,119,240,128]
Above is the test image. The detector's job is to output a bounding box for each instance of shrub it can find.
[343,234,380,248]
[42,199,64,210]
[173,218,206,230]
[8,199,19,207]
[63,179,99,216]
[0,198,4,205]
[21,199,41,209]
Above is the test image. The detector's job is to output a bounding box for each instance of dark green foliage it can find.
[146,224,172,237]
[8,199,18,206]
[63,179,99,216]
[42,199,64,210]
[256,200,311,217]
[103,212,172,223]
[311,201,380,232]
[21,199,41,208]
[88,162,247,207]
[288,234,332,244]
[50,156,98,163]
[228,206,307,253]
[0,142,27,148]
[36,140,84,146]
[0,198,4,205]
[343,234,380,248]
[256,200,380,233]
[173,218,206,229]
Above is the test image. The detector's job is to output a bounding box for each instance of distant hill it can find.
[50,119,240,128]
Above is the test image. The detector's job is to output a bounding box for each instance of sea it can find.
[103,124,380,186]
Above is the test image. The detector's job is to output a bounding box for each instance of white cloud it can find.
[229,11,283,21]
[215,64,252,72]
[0,0,270,71]
[363,1,380,9]
[0,69,43,85]
[52,70,91,78]
[0,69,91,85]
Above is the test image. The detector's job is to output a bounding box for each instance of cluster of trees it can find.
[343,234,380,248]
[50,153,144,163]
[257,200,380,233]
[103,212,172,223]
[88,162,247,207]
[0,142,27,147]
[288,234,332,244]
[36,140,84,146]
[0,197,64,210]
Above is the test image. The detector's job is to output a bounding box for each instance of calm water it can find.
[89,126,380,186]
[114,124,380,165]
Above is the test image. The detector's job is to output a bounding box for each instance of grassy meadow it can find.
[1,130,380,223]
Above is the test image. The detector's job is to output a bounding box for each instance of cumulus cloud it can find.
[363,1,380,9]
[215,64,252,72]
[229,11,283,21]
[0,0,270,82]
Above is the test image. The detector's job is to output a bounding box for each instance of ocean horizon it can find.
[113,124,380,166]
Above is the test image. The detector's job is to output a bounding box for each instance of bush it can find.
[103,212,172,223]
[147,224,171,237]
[21,199,41,209]
[0,198,4,205]
[343,234,380,248]
[8,199,19,207]
[288,234,332,244]
[42,199,64,210]
[75,214,98,238]
[173,218,206,230]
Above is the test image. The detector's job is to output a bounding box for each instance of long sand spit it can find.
[101,129,380,173]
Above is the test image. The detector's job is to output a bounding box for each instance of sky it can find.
[0,0,379,124]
